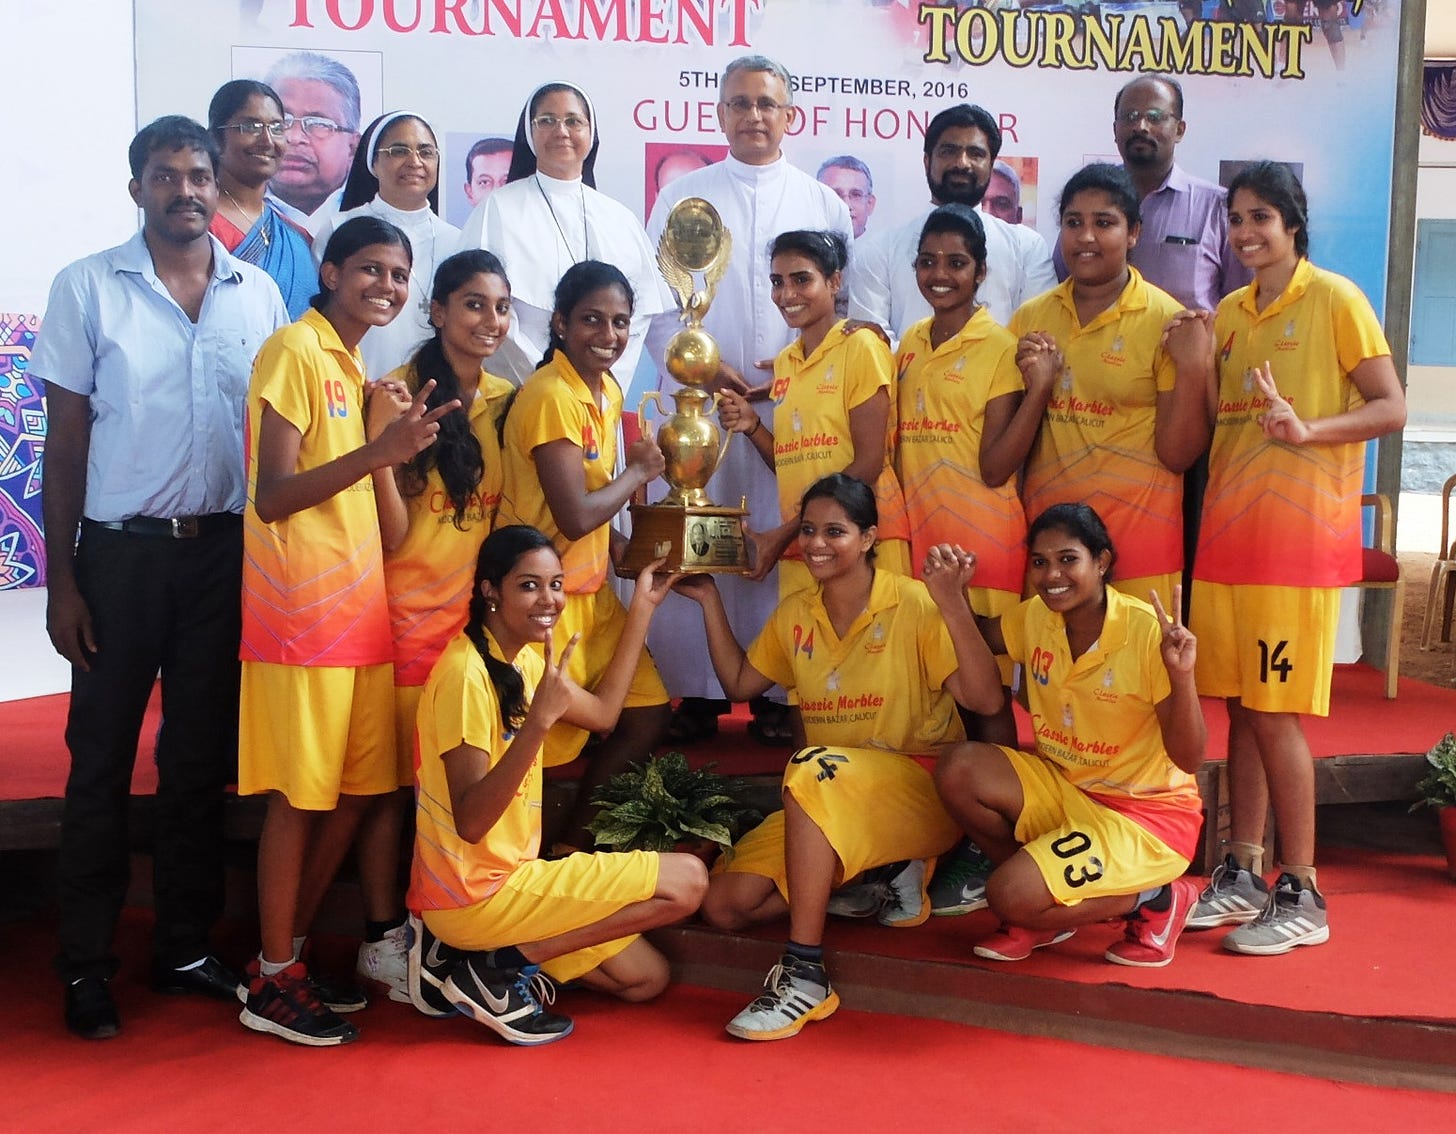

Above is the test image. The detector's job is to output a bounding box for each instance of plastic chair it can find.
[1422,474,1456,652]
[1357,493,1403,699]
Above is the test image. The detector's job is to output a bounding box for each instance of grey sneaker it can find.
[1223,873,1329,956]
[929,842,993,916]
[725,955,840,1042]
[825,879,888,919]
[877,858,933,927]
[1187,854,1269,929]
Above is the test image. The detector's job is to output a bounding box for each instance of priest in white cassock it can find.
[846,103,1055,334]
[458,80,668,382]
[643,54,853,743]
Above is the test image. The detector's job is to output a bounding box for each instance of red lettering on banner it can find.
[328,0,372,31]
[579,0,628,39]
[383,0,424,31]
[293,0,758,43]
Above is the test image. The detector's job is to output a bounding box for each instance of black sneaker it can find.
[406,913,457,1019]
[64,976,120,1040]
[244,956,367,1014]
[239,962,359,1047]
[443,958,573,1046]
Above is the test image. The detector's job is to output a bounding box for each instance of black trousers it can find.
[55,518,242,982]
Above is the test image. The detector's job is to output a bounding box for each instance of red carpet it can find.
[3,663,1450,798]
[2,910,1451,1133]
[712,842,1456,1024]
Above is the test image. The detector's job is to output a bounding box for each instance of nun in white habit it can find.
[312,110,462,380]
[458,81,669,383]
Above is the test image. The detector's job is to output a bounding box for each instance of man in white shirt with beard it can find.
[642,54,852,744]
[847,103,1054,333]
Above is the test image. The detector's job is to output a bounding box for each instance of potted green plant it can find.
[1410,732,1456,881]
[588,751,760,864]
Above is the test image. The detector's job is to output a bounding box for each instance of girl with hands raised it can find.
[935,503,1207,972]
[1187,161,1404,955]
[406,526,705,1046]
[676,474,1002,1042]
[1008,163,1211,609]
[495,261,671,852]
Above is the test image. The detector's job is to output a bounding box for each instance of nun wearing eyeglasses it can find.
[311,110,461,379]
[458,81,668,384]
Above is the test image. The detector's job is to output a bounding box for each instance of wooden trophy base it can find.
[615,502,750,577]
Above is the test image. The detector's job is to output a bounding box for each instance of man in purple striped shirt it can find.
[1112,73,1251,312]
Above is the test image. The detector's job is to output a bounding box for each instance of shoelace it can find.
[747,962,792,1011]
[515,967,558,1010]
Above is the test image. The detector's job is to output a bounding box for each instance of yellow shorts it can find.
[1001,746,1189,907]
[541,586,668,768]
[239,661,396,809]
[1190,581,1338,716]
[393,683,424,789]
[716,744,961,898]
[779,539,911,601]
[422,850,660,983]
[1110,572,1181,612]
[968,585,1021,688]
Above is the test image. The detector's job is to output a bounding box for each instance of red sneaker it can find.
[1105,877,1200,968]
[972,923,1075,962]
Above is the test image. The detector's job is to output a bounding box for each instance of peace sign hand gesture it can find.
[527,630,582,731]
[1149,586,1196,679]
[1252,362,1311,445]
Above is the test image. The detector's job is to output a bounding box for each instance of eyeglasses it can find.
[722,96,789,116]
[1117,108,1176,126]
[220,120,287,140]
[282,114,347,138]
[835,189,870,203]
[377,143,440,162]
[531,114,591,133]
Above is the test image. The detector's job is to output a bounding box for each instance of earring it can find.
[486,599,498,612]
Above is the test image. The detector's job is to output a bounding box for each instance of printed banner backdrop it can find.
[133,0,1404,404]
[0,313,44,590]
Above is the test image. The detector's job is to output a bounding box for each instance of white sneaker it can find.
[725,955,840,1042]
[356,923,410,1004]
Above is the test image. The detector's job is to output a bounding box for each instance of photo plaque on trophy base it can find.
[616,501,750,578]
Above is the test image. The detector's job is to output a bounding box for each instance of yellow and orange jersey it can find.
[241,308,391,667]
[1197,260,1390,588]
[895,310,1027,595]
[770,321,909,547]
[408,630,546,911]
[1008,270,1185,581]
[383,364,515,687]
[497,353,622,595]
[747,570,966,756]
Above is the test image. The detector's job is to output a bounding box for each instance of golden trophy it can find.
[616,197,750,577]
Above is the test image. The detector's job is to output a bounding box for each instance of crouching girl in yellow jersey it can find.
[676,473,1003,1041]
[404,525,706,1045]
[935,503,1207,968]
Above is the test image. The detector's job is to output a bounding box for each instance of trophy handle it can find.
[638,391,665,440]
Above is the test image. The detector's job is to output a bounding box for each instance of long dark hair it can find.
[465,526,558,731]
[399,250,511,527]
[339,111,442,213]
[539,260,633,369]
[312,215,412,313]
[1058,162,1141,228]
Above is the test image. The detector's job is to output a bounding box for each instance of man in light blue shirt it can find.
[34,115,287,1040]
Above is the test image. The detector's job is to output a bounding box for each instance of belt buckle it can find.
[171,516,200,539]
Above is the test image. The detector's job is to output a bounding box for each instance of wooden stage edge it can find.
[657,926,1456,1094]
[0,753,1429,860]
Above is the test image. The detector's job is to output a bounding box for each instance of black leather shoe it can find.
[65,977,120,1040]
[152,955,245,1003]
